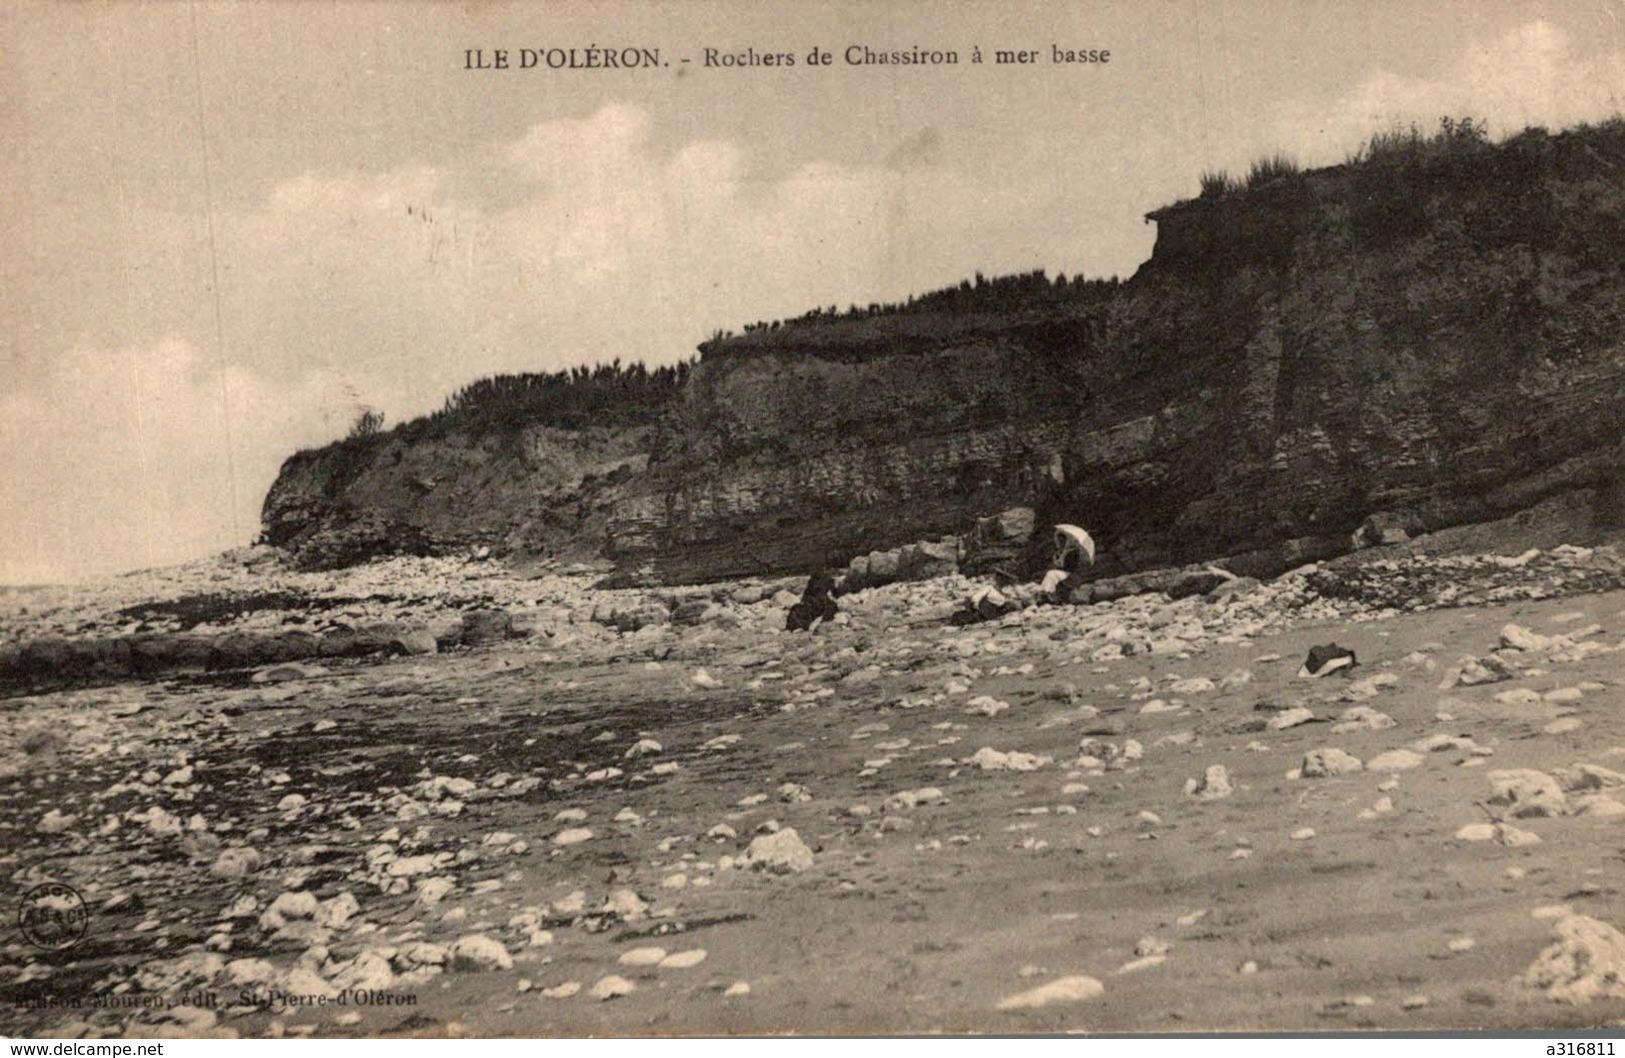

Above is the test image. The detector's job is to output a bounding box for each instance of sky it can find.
[3,0,1624,584]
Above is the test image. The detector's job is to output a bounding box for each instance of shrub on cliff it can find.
[347,408,385,440]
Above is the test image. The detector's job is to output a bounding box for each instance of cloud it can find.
[506,102,653,184]
[0,336,353,583]
[1274,19,1625,166]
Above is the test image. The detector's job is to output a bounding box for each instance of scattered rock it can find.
[449,935,513,972]
[210,847,263,879]
[1451,654,1520,687]
[1455,821,1542,846]
[967,747,1052,772]
[38,810,77,834]
[1302,748,1363,777]
[996,975,1105,1010]
[590,975,636,1001]
[1500,623,1555,652]
[1333,706,1395,733]
[601,889,649,921]
[260,891,319,931]
[745,828,815,874]
[1135,937,1171,957]
[965,695,1009,717]
[660,949,708,969]
[1523,913,1625,1004]
[1192,765,1233,800]
[387,629,438,656]
[1343,673,1399,701]
[618,947,668,967]
[316,891,360,930]
[416,878,455,906]
[1115,955,1166,974]
[1487,769,1569,818]
[1554,763,1625,793]
[1573,795,1625,819]
[1266,707,1316,731]
[1366,749,1425,772]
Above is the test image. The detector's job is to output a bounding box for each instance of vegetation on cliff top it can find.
[298,114,1625,460]
[706,270,1123,345]
[711,115,1624,348]
[426,359,694,434]
[301,358,696,460]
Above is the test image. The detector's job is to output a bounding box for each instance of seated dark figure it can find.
[949,585,1017,626]
[1053,547,1087,604]
[786,569,840,632]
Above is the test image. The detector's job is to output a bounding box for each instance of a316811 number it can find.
[1547,1045,1615,1055]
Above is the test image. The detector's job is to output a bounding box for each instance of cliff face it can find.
[261,423,648,569]
[264,123,1625,583]
[606,337,1078,582]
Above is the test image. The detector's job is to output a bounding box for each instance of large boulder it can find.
[1352,510,1422,549]
[460,609,514,647]
[1163,568,1228,600]
[2,637,134,690]
[963,507,1036,574]
[745,828,816,874]
[615,604,673,632]
[671,599,710,626]
[867,549,901,583]
[1487,769,1569,818]
[985,507,1036,543]
[317,626,398,658]
[129,635,216,676]
[841,536,959,592]
[387,629,439,656]
[1302,748,1364,777]
[906,538,959,579]
[1524,912,1625,1004]
[208,630,327,670]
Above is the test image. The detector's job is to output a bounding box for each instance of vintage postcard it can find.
[4,0,1625,1042]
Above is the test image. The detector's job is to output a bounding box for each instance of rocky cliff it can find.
[264,121,1625,583]
[261,422,651,569]
[260,363,691,569]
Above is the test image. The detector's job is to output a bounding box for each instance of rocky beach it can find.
[5,524,1625,1036]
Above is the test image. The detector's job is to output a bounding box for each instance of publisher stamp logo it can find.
[18,882,89,951]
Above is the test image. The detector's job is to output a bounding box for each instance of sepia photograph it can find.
[4,0,1625,1042]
